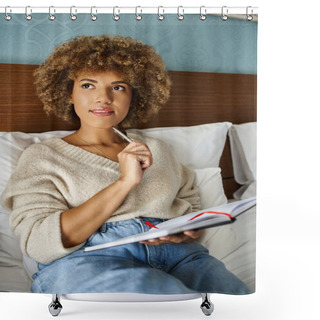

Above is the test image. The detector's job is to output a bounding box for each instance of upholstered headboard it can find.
[0,63,257,198]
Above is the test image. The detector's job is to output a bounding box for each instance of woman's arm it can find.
[61,141,153,248]
[2,140,153,263]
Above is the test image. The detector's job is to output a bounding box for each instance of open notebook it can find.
[85,197,256,252]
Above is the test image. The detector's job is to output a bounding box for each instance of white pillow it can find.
[0,212,22,264]
[194,167,227,209]
[128,122,232,169]
[228,122,257,199]
[0,211,33,291]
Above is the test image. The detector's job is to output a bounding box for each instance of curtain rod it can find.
[0,6,258,19]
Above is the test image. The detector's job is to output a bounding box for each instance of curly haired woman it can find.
[1,35,249,294]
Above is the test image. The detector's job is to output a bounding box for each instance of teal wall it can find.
[0,14,257,74]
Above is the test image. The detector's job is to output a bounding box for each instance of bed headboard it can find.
[0,63,257,198]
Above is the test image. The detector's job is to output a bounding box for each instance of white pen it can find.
[112,127,134,143]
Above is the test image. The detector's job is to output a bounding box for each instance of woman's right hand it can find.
[61,141,152,248]
[117,141,153,188]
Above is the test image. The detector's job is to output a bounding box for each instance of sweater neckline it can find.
[47,132,141,170]
[47,137,121,169]
[45,132,140,169]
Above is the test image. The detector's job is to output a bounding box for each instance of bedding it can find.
[128,122,232,169]
[0,123,256,292]
[228,122,257,199]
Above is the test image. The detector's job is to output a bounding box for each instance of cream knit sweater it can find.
[1,132,200,264]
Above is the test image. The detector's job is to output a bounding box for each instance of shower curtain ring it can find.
[5,6,12,21]
[70,6,77,21]
[25,6,32,21]
[113,6,120,21]
[221,6,228,21]
[91,6,97,21]
[157,6,164,21]
[135,6,142,21]
[49,6,56,21]
[200,6,207,21]
[246,6,254,21]
[177,6,184,21]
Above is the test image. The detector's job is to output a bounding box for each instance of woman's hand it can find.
[61,141,152,248]
[118,141,153,188]
[139,229,205,246]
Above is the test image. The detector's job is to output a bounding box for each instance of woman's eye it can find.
[113,86,125,91]
[82,83,94,89]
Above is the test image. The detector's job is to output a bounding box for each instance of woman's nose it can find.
[96,89,113,104]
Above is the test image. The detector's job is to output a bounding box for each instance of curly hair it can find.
[34,35,171,128]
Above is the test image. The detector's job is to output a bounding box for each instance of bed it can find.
[0,63,257,314]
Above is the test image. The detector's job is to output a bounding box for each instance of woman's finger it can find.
[121,142,153,168]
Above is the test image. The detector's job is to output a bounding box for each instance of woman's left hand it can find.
[139,229,205,246]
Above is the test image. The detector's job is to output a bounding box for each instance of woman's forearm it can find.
[60,178,134,248]
[61,141,153,248]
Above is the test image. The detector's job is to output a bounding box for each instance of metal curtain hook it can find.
[157,6,164,21]
[49,6,56,21]
[5,6,12,21]
[221,6,228,21]
[91,6,97,21]
[246,6,253,21]
[25,6,32,21]
[135,6,142,21]
[113,6,120,21]
[177,6,184,21]
[70,6,77,21]
[200,6,207,21]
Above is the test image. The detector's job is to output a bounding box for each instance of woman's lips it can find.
[89,108,114,117]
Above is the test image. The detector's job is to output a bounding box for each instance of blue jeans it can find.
[31,218,250,295]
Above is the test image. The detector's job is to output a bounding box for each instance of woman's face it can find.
[71,71,132,129]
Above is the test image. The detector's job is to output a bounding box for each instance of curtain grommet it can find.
[221,6,228,21]
[5,6,12,21]
[90,7,97,21]
[49,6,56,21]
[157,6,164,21]
[200,6,207,21]
[177,6,184,21]
[70,6,77,21]
[113,6,120,21]
[135,6,142,21]
[25,6,32,21]
[246,6,254,21]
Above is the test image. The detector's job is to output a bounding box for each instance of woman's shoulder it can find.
[17,138,65,166]
[5,139,63,180]
[22,137,62,155]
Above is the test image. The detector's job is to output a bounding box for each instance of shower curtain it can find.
[0,4,257,308]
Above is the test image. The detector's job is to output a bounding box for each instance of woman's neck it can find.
[76,126,122,146]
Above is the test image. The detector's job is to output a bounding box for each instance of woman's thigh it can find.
[31,218,196,294]
[31,254,196,294]
[166,242,250,294]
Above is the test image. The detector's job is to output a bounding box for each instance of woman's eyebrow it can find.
[79,79,130,86]
[79,78,97,83]
[111,81,130,86]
